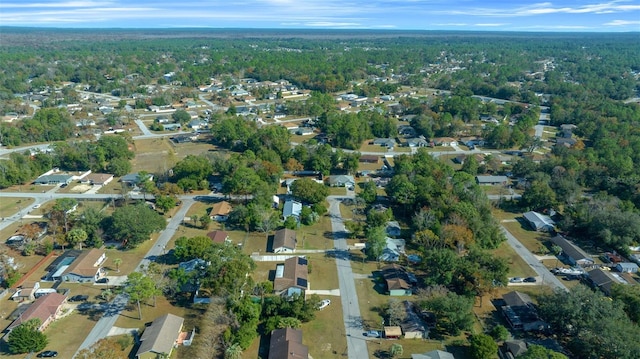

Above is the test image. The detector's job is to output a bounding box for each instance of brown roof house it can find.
[206,230,230,244]
[81,173,114,186]
[209,201,232,221]
[273,257,309,297]
[380,264,414,296]
[6,292,67,333]
[136,313,185,359]
[272,229,297,253]
[269,327,308,359]
[61,248,107,283]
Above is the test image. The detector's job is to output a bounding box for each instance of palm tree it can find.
[225,343,242,359]
[113,258,122,273]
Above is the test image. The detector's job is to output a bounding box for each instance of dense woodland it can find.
[0,29,639,358]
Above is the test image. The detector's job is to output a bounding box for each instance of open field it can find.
[0,197,34,218]
[493,242,537,278]
[502,221,551,255]
[0,185,56,194]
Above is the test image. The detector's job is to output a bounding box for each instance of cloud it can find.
[304,21,362,28]
[433,23,468,26]
[433,1,640,17]
[604,19,640,25]
[0,1,113,8]
[474,23,509,27]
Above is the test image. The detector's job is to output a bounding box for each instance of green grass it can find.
[493,242,537,278]
[0,197,34,217]
[501,221,551,254]
[307,254,339,290]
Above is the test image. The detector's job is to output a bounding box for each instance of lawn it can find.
[307,254,339,290]
[114,294,195,333]
[493,242,537,278]
[43,307,100,359]
[0,184,55,193]
[0,197,34,218]
[501,221,551,255]
[480,185,511,196]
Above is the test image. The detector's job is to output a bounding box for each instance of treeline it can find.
[0,108,74,146]
[0,134,134,189]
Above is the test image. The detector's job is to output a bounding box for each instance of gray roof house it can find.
[327,175,355,187]
[587,268,620,296]
[412,350,455,359]
[523,211,555,232]
[501,291,546,332]
[136,313,185,359]
[372,138,397,148]
[615,262,639,273]
[550,235,594,267]
[272,228,297,253]
[121,172,154,185]
[406,137,429,148]
[34,174,73,185]
[386,221,401,237]
[283,200,302,220]
[476,175,508,185]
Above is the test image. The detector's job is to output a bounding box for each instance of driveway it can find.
[327,196,369,359]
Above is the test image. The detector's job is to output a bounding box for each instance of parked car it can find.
[33,204,41,209]
[318,299,331,310]
[524,277,537,283]
[96,278,109,284]
[69,295,89,302]
[509,277,523,283]
[364,330,380,338]
[60,183,68,188]
[37,351,58,358]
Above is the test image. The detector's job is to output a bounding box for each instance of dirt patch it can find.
[71,184,93,193]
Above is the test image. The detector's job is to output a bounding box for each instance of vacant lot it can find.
[0,197,34,218]
[493,242,537,278]
[502,221,551,255]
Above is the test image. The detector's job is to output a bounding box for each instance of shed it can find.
[522,211,555,232]
[615,262,639,273]
[476,175,508,185]
[384,326,402,339]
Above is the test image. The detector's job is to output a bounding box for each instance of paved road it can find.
[74,198,195,356]
[134,119,153,136]
[327,196,370,359]
[501,225,567,292]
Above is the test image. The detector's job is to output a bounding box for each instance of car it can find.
[509,277,523,283]
[60,183,68,188]
[33,204,41,209]
[69,294,89,302]
[37,351,58,358]
[524,277,537,283]
[96,278,109,284]
[364,330,380,338]
[318,299,331,310]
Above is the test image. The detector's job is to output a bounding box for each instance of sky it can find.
[1,0,639,32]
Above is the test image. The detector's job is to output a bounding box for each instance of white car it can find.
[509,277,523,283]
[33,204,41,209]
[318,299,331,310]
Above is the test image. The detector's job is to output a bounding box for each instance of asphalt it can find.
[328,196,370,359]
[73,198,195,357]
[501,225,567,292]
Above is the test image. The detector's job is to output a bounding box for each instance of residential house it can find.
[615,262,639,273]
[33,174,73,185]
[136,313,185,359]
[411,350,455,359]
[476,175,508,185]
[375,237,406,262]
[61,248,107,282]
[383,326,402,339]
[81,173,114,186]
[398,125,416,137]
[501,291,546,332]
[273,256,309,297]
[6,293,67,333]
[406,136,429,148]
[432,137,457,147]
[550,235,595,267]
[401,301,428,339]
[560,124,577,138]
[272,229,297,253]
[327,175,355,188]
[283,200,302,221]
[45,249,82,281]
[209,201,232,221]
[178,258,208,273]
[555,137,577,148]
[11,281,40,302]
[386,221,401,237]
[295,127,314,136]
[121,172,154,186]
[206,230,229,244]
[499,340,528,359]
[372,138,396,149]
[188,119,205,130]
[381,264,414,296]
[359,155,380,164]
[268,327,308,359]
[523,211,555,232]
[587,268,620,296]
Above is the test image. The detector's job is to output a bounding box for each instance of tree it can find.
[365,226,387,264]
[106,203,166,248]
[358,180,377,204]
[254,208,279,241]
[611,284,640,324]
[76,336,131,359]
[172,109,191,124]
[7,319,48,354]
[200,214,212,229]
[489,324,509,341]
[519,345,568,359]
[113,258,122,273]
[420,291,474,335]
[173,236,212,261]
[390,343,403,358]
[387,299,406,326]
[123,272,159,320]
[277,317,302,329]
[66,228,88,249]
[154,194,177,213]
[290,178,329,204]
[224,343,243,359]
[469,334,498,359]
[51,197,78,233]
